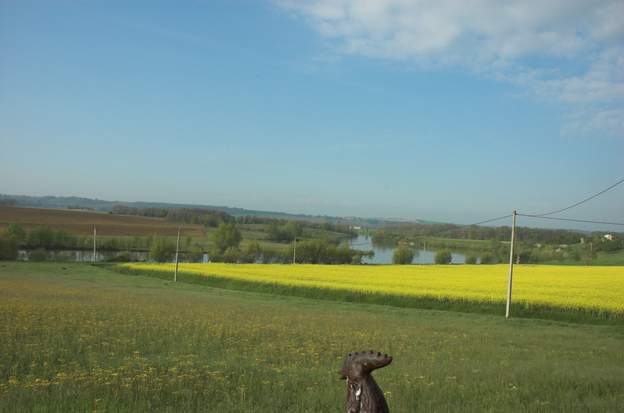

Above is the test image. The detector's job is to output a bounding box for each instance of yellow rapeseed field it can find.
[119,263,624,316]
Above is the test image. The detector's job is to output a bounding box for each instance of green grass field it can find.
[1,262,623,412]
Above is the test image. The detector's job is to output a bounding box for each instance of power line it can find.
[470,214,512,226]
[528,176,624,217]
[400,213,512,240]
[347,213,512,249]
[517,213,624,227]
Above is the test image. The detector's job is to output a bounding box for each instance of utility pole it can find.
[174,226,181,282]
[293,237,297,264]
[92,226,97,263]
[590,242,593,266]
[505,211,517,319]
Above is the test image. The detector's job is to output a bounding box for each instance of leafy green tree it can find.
[284,221,303,241]
[149,238,175,262]
[222,247,241,263]
[5,223,26,244]
[480,252,495,264]
[0,236,18,260]
[106,252,133,262]
[241,241,263,263]
[393,245,415,265]
[465,255,477,264]
[212,223,242,253]
[434,250,452,264]
[27,226,55,248]
[29,248,48,262]
[53,229,76,248]
[186,245,204,262]
[570,250,581,262]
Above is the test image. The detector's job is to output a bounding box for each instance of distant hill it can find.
[0,194,413,228]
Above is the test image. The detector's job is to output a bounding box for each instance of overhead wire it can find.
[517,214,624,227]
[347,175,623,249]
[526,176,624,217]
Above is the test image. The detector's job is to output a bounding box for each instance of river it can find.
[349,235,467,264]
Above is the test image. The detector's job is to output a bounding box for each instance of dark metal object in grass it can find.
[340,350,392,413]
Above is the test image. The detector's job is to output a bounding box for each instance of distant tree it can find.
[284,221,303,240]
[480,252,495,264]
[105,252,133,262]
[599,239,621,253]
[222,247,241,263]
[352,249,374,265]
[393,245,415,265]
[0,198,17,206]
[26,226,55,248]
[5,223,26,244]
[29,248,48,262]
[186,245,204,262]
[149,238,175,262]
[465,255,478,265]
[570,250,581,262]
[212,223,242,253]
[434,250,452,264]
[241,241,263,263]
[0,236,18,260]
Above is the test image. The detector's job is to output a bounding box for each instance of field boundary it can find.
[107,264,623,325]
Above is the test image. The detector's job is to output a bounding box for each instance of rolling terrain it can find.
[0,206,204,237]
[1,262,623,412]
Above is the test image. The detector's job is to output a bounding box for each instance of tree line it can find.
[373,222,622,246]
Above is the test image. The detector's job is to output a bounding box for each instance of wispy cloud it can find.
[275,0,624,137]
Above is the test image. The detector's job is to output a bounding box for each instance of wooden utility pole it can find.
[92,226,97,263]
[505,211,517,319]
[590,242,593,266]
[293,237,297,264]
[174,226,181,282]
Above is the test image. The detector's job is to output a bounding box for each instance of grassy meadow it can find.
[1,262,623,412]
[115,263,624,323]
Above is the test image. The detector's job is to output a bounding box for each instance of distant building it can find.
[604,234,614,241]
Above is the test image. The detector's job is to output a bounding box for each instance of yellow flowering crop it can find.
[119,263,624,316]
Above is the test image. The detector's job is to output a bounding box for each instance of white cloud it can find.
[276,0,624,137]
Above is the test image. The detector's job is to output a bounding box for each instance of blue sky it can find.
[1,0,623,230]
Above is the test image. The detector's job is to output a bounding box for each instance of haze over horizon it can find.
[2,1,623,230]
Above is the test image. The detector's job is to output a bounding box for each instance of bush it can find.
[106,252,133,262]
[222,247,241,263]
[393,245,415,265]
[24,226,77,249]
[29,248,48,262]
[0,237,18,260]
[465,255,477,264]
[212,223,242,253]
[480,252,495,264]
[149,238,175,263]
[434,250,452,264]
[5,223,26,244]
[293,239,361,264]
[186,245,204,262]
